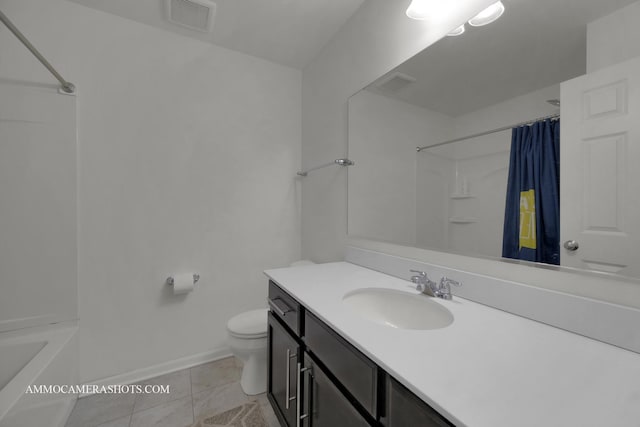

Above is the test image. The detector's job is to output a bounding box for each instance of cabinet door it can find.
[384,377,453,427]
[268,312,300,427]
[304,311,378,418]
[301,353,370,427]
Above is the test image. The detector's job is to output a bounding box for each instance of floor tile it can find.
[257,395,280,427]
[261,408,280,427]
[96,415,132,427]
[192,381,256,419]
[254,393,269,407]
[65,393,136,427]
[191,402,267,427]
[190,357,242,394]
[133,368,191,413]
[130,395,193,427]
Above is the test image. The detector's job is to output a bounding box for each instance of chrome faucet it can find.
[437,276,461,300]
[409,270,438,297]
[410,270,461,300]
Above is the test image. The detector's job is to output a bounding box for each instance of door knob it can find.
[563,240,579,251]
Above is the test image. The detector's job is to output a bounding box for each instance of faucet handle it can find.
[409,270,427,283]
[437,277,461,300]
[440,276,461,287]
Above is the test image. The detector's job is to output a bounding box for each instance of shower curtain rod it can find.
[0,9,75,94]
[416,113,560,152]
[297,158,354,177]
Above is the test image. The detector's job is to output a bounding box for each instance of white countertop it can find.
[265,262,640,427]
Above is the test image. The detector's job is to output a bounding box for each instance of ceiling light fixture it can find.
[468,1,505,27]
[405,0,431,20]
[447,25,466,36]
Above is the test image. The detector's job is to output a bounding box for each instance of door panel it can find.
[560,56,640,277]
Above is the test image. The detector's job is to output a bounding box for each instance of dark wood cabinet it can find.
[268,312,300,427]
[268,280,302,335]
[267,281,455,427]
[382,377,454,427]
[304,311,379,419]
[300,352,370,427]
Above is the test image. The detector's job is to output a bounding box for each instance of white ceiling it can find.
[367,0,637,116]
[68,0,366,69]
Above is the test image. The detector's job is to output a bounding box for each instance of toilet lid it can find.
[227,308,268,338]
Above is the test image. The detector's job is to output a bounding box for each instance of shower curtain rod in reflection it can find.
[0,9,75,94]
[416,113,560,152]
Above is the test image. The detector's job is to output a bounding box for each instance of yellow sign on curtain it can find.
[519,189,536,250]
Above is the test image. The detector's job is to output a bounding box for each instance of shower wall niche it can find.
[416,133,510,258]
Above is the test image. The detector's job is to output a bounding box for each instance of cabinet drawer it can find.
[304,311,378,418]
[268,281,301,337]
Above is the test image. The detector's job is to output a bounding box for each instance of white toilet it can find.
[227,260,314,395]
[227,308,268,395]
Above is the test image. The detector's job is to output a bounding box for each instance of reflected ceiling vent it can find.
[373,72,417,92]
[165,0,217,32]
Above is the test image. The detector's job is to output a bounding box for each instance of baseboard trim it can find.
[80,347,232,397]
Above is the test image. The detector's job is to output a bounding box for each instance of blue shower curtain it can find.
[502,119,560,265]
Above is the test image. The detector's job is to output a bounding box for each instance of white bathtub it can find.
[0,322,77,427]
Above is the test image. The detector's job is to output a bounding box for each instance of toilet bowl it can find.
[228,261,313,395]
[227,308,268,395]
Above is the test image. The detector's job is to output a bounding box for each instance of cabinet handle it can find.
[285,349,297,409]
[296,363,311,427]
[301,368,313,425]
[268,297,293,317]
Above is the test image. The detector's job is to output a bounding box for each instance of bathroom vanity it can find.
[267,279,451,427]
[265,262,640,427]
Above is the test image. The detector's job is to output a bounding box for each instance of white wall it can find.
[416,151,452,250]
[348,90,452,246]
[302,0,640,309]
[0,0,301,382]
[587,1,640,72]
[452,85,561,139]
[0,84,77,332]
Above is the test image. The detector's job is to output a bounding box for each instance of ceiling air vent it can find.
[373,72,417,92]
[165,0,217,33]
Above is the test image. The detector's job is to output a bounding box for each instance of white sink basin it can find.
[343,288,454,330]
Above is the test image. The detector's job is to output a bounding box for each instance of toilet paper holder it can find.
[166,274,200,286]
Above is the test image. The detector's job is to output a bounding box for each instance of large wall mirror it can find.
[348,0,640,280]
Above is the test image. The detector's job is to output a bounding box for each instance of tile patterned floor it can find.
[65,357,280,427]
